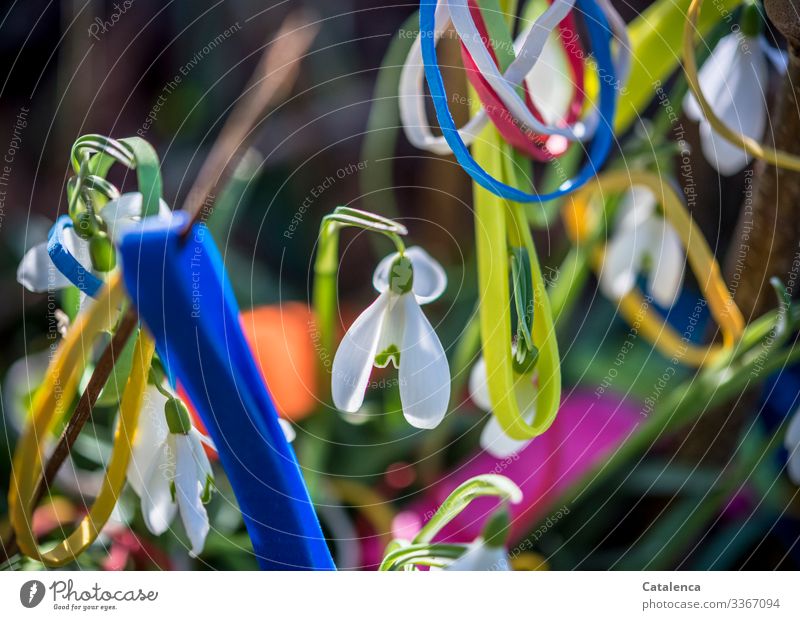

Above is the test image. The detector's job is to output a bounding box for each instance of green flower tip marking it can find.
[89,232,116,272]
[388,254,414,295]
[482,506,511,550]
[375,344,401,368]
[740,3,763,38]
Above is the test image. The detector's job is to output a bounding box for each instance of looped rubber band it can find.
[8,276,148,566]
[456,0,630,146]
[420,0,618,202]
[400,2,490,155]
[459,0,586,160]
[451,0,589,140]
[563,170,745,367]
[473,129,561,441]
[47,215,104,297]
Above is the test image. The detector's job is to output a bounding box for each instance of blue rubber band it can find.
[420,0,617,202]
[47,215,104,297]
[119,214,335,570]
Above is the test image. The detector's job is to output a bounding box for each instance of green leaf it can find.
[119,137,163,218]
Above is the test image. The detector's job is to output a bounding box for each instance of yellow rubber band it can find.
[9,276,155,566]
[8,276,124,526]
[684,0,800,172]
[472,128,561,442]
[564,170,744,367]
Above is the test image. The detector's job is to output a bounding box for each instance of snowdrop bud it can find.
[74,210,100,240]
[388,255,414,295]
[481,506,511,549]
[165,397,192,434]
[89,232,116,271]
[740,3,763,38]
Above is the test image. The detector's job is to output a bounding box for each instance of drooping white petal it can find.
[3,351,49,431]
[140,440,177,536]
[17,241,72,292]
[523,33,573,125]
[698,119,755,177]
[127,386,170,497]
[479,377,537,458]
[692,35,768,176]
[398,294,450,429]
[102,192,172,241]
[683,33,741,122]
[644,217,685,308]
[187,427,214,482]
[374,296,405,369]
[332,290,391,413]
[599,227,649,301]
[446,540,510,571]
[468,356,492,412]
[615,186,657,232]
[278,418,296,443]
[373,246,447,304]
[173,435,210,557]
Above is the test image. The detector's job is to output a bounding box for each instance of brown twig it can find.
[180,10,319,235]
[38,309,139,507]
[0,308,138,564]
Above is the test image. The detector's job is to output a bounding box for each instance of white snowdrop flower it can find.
[16,192,170,293]
[599,185,684,308]
[683,31,777,176]
[127,385,215,557]
[469,354,536,458]
[332,246,450,429]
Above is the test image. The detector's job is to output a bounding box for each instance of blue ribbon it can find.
[47,215,104,296]
[420,0,617,202]
[119,213,335,570]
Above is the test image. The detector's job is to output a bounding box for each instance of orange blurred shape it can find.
[240,302,318,421]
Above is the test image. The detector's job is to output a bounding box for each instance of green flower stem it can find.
[119,137,163,218]
[549,242,592,325]
[413,474,522,545]
[525,144,582,228]
[312,221,341,397]
[379,543,467,571]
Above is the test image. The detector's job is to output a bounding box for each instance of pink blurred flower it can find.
[393,390,640,544]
